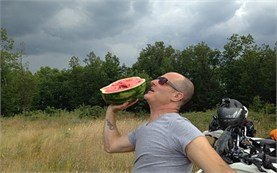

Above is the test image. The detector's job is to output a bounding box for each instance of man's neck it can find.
[148,106,179,123]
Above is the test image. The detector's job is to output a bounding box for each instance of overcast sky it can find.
[1,0,276,73]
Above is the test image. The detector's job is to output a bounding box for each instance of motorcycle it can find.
[196,129,277,173]
[196,98,276,173]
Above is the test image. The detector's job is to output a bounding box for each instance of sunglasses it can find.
[157,76,182,92]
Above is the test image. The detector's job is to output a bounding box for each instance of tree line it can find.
[1,28,276,116]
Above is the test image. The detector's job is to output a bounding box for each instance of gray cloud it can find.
[190,0,240,29]
[43,0,152,41]
[1,1,61,36]
[1,0,276,73]
[243,1,276,37]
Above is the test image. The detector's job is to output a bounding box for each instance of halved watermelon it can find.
[100,76,146,104]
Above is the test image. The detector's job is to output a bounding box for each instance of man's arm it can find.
[186,136,235,173]
[103,100,137,153]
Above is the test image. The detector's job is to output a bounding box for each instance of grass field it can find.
[0,110,275,172]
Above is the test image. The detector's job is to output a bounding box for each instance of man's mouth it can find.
[148,88,154,93]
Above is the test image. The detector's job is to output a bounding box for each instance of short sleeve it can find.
[170,117,204,155]
[128,130,136,146]
[128,123,147,147]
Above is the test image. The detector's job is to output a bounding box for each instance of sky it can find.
[1,0,276,73]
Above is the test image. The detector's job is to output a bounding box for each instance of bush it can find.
[263,103,276,114]
[250,96,263,112]
[21,110,43,117]
[76,105,104,119]
[250,96,276,114]
[44,106,57,115]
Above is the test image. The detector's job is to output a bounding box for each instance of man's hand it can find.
[108,99,139,113]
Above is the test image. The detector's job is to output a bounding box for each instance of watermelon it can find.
[100,76,146,104]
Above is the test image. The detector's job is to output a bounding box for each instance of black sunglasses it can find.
[157,76,182,92]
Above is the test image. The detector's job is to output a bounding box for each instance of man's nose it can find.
[151,79,158,86]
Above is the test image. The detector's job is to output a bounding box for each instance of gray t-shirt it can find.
[128,113,203,173]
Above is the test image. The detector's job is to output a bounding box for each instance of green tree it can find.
[33,67,68,110]
[17,68,37,112]
[221,34,256,101]
[178,42,222,111]
[81,52,107,106]
[1,28,36,115]
[132,41,176,78]
[69,56,80,69]
[236,44,276,105]
[102,52,121,83]
[66,57,84,109]
[221,34,275,106]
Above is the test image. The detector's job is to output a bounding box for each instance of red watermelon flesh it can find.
[104,78,143,93]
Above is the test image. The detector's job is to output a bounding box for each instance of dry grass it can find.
[0,113,144,172]
[0,110,275,172]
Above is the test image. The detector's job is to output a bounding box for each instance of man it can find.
[103,72,234,173]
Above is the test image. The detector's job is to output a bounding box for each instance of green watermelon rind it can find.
[100,77,146,105]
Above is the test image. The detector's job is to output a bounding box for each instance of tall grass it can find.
[0,110,275,172]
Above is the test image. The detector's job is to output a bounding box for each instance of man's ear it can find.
[172,92,184,102]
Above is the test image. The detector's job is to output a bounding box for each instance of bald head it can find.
[165,72,194,105]
[180,77,194,105]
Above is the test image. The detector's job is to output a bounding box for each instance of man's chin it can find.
[144,93,150,100]
[144,90,155,100]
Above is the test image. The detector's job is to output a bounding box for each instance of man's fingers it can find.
[127,99,139,107]
[121,99,139,110]
[110,99,139,112]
